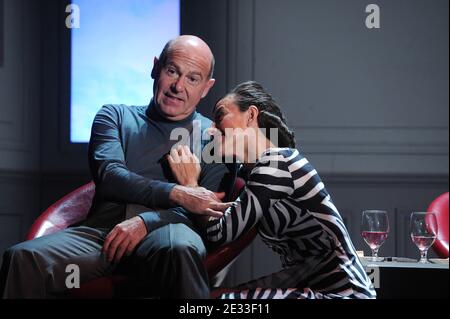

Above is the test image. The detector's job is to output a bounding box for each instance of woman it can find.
[169,81,375,299]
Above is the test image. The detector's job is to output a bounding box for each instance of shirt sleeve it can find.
[138,207,194,233]
[138,161,234,232]
[88,105,176,209]
[205,153,295,249]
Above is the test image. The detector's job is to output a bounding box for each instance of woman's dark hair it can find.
[229,81,296,148]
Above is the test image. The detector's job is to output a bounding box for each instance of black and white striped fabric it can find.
[206,148,376,299]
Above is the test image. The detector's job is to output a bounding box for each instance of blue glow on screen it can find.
[70,0,180,143]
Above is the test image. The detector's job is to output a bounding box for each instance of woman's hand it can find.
[167,145,201,187]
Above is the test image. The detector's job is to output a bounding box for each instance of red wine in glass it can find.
[410,212,438,263]
[362,231,389,250]
[411,235,436,251]
[361,210,389,261]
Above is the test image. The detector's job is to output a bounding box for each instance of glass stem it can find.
[419,249,428,263]
[372,247,379,260]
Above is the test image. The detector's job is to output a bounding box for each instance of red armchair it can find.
[427,192,449,259]
[26,179,257,298]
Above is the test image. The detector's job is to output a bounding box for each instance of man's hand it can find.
[169,185,232,218]
[103,216,148,263]
[167,145,201,187]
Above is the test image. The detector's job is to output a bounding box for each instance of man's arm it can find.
[89,105,176,208]
[92,105,229,262]
[90,105,226,214]
[138,146,236,233]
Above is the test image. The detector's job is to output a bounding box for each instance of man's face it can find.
[153,44,215,121]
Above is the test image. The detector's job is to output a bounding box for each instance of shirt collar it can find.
[146,98,197,124]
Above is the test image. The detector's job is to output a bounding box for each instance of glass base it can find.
[418,249,430,263]
[418,258,430,263]
[368,256,384,262]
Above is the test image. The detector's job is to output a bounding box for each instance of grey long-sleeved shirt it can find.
[81,100,233,231]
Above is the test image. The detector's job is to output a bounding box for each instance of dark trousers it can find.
[0,223,209,299]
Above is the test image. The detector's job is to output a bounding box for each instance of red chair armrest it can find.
[204,227,258,279]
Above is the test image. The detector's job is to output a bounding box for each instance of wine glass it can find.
[361,210,389,261]
[410,212,438,263]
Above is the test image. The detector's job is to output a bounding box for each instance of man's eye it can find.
[166,67,177,75]
[187,77,200,85]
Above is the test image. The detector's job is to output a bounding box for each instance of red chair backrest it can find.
[427,192,449,259]
[26,182,95,240]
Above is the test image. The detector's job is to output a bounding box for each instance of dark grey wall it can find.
[0,0,448,287]
[182,0,449,286]
[0,0,89,264]
[253,0,448,176]
[0,0,42,259]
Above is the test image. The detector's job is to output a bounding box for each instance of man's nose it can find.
[171,76,185,93]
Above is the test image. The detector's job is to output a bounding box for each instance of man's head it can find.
[151,35,216,121]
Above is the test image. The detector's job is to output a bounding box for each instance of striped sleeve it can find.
[205,151,294,248]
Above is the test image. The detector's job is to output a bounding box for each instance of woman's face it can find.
[213,95,248,132]
[212,95,257,161]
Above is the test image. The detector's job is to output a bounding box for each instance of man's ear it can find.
[151,57,159,79]
[201,78,216,99]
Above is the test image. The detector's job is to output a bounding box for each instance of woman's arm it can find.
[205,152,295,248]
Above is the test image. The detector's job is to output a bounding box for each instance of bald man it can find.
[0,36,234,298]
